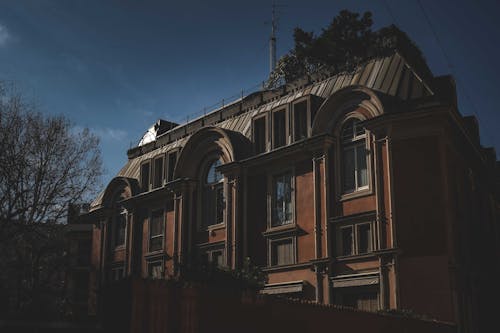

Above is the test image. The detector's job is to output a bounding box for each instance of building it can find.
[82,50,499,332]
[65,203,92,319]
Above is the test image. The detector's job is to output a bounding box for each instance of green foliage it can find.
[266,10,428,88]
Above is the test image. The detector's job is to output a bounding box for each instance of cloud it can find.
[0,24,10,46]
[72,125,128,142]
[93,127,128,141]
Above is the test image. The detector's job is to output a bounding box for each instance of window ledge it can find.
[145,251,169,260]
[339,187,373,202]
[335,252,377,262]
[205,223,225,232]
[262,224,299,237]
[262,262,311,272]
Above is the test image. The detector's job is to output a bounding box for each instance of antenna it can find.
[269,2,277,73]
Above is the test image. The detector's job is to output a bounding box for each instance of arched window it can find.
[203,159,224,226]
[341,118,368,193]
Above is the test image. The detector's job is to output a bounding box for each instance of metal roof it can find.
[90,52,433,211]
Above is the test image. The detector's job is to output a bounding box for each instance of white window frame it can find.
[341,118,369,193]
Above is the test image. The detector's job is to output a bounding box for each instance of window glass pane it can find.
[356,144,368,187]
[254,117,266,153]
[272,239,293,266]
[206,159,222,184]
[353,121,364,137]
[153,158,164,188]
[167,152,177,182]
[273,110,286,148]
[358,224,372,254]
[204,187,215,226]
[343,148,355,192]
[341,227,353,256]
[337,288,378,311]
[150,210,164,252]
[294,101,308,141]
[215,185,224,224]
[150,237,162,252]
[272,173,292,226]
[141,162,150,191]
[211,250,224,268]
[341,119,355,142]
[148,262,163,279]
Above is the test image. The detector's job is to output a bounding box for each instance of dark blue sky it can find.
[1,0,499,188]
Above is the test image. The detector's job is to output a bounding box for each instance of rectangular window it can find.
[337,223,373,256]
[147,261,163,279]
[341,226,353,256]
[149,209,164,252]
[271,238,294,266]
[273,110,286,148]
[254,116,267,154]
[335,287,379,311]
[167,151,177,182]
[293,101,308,141]
[272,172,293,226]
[141,162,151,192]
[211,250,225,268]
[357,223,372,254]
[343,143,368,193]
[203,248,225,268]
[153,156,164,189]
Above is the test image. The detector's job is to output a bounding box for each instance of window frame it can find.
[271,107,289,149]
[148,208,165,253]
[291,97,311,142]
[147,260,164,279]
[252,113,269,154]
[334,114,373,201]
[198,241,226,268]
[267,236,297,267]
[335,220,375,258]
[267,169,295,229]
[166,149,179,183]
[140,160,151,192]
[110,264,125,281]
[152,154,165,189]
[341,118,369,193]
[197,154,226,231]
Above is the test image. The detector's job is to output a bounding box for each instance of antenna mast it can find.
[269,2,277,73]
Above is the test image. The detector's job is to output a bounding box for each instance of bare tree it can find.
[0,83,103,318]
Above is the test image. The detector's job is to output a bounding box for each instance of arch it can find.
[101,176,139,208]
[311,85,385,136]
[174,126,251,179]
